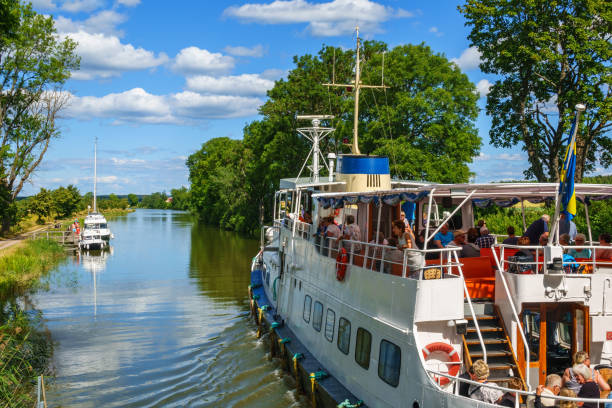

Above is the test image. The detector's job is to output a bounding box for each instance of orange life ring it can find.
[336,247,348,281]
[422,342,460,386]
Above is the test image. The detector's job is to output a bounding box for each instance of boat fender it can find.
[421,342,460,386]
[336,247,348,281]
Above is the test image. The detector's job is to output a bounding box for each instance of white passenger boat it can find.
[80,137,113,251]
[249,30,612,408]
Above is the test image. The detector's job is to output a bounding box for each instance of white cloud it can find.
[223,0,413,37]
[56,10,127,36]
[111,158,146,165]
[172,47,235,75]
[476,79,492,98]
[474,152,491,161]
[29,0,57,9]
[63,88,264,124]
[171,91,262,119]
[65,31,168,80]
[452,46,482,71]
[185,74,274,96]
[498,153,523,161]
[64,88,175,124]
[116,0,140,6]
[62,0,104,13]
[428,26,442,37]
[224,44,266,57]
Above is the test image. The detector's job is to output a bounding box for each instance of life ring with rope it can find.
[336,247,348,281]
[422,342,460,386]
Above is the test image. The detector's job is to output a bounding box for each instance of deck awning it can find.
[312,182,612,208]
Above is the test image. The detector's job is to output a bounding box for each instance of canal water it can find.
[34,209,307,407]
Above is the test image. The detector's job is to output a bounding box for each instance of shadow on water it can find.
[189,223,259,306]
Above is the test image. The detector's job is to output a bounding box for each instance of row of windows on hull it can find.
[303,294,401,387]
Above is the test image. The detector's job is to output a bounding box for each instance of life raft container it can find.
[422,342,460,386]
[336,247,348,281]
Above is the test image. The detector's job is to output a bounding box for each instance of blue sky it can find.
[24,0,530,196]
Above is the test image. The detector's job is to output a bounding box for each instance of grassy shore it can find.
[0,238,66,407]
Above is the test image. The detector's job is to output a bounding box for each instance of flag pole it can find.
[550,103,585,243]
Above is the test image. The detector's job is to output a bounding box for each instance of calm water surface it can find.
[34,209,306,407]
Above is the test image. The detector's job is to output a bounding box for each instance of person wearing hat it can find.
[468,360,504,404]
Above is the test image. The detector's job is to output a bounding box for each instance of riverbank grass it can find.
[0,239,66,301]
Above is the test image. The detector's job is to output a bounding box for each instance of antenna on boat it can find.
[93,136,97,213]
[295,115,335,183]
[324,26,388,155]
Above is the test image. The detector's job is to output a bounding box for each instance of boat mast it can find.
[324,26,388,155]
[94,136,97,213]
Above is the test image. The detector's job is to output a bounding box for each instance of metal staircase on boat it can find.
[463,302,527,390]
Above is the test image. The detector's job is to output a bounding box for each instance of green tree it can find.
[127,193,139,207]
[459,0,611,182]
[52,185,80,218]
[0,1,80,233]
[139,192,169,209]
[28,188,53,223]
[169,187,190,210]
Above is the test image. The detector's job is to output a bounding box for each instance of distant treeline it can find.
[129,187,190,211]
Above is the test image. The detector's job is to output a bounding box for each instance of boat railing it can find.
[496,243,612,273]
[490,245,531,389]
[425,368,611,406]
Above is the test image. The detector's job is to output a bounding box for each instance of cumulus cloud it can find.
[64,88,175,124]
[171,91,262,119]
[65,31,168,80]
[29,0,57,9]
[116,0,140,6]
[185,74,274,96]
[63,88,264,124]
[56,10,127,36]
[498,153,523,161]
[224,44,266,57]
[62,0,104,13]
[476,79,492,98]
[172,47,235,75]
[452,46,482,71]
[223,0,413,37]
[428,26,442,37]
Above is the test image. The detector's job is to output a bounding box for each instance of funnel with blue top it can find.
[336,154,391,192]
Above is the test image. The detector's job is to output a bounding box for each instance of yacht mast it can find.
[94,136,97,212]
[324,26,388,155]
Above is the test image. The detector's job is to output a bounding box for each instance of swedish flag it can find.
[560,119,577,220]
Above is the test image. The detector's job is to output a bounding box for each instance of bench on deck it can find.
[425,256,495,298]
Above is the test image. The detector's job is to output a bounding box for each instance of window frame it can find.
[303,295,312,323]
[378,339,401,387]
[324,308,336,342]
[354,327,372,370]
[312,301,323,332]
[337,317,351,355]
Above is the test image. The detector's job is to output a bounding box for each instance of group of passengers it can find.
[460,353,611,407]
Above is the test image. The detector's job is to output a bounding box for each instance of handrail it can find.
[452,251,487,364]
[490,245,531,390]
[425,368,611,404]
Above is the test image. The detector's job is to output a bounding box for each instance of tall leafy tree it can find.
[28,187,53,222]
[0,1,79,233]
[52,184,80,218]
[460,0,611,181]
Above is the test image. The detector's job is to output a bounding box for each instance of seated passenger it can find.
[447,229,466,248]
[392,219,415,249]
[509,236,535,273]
[563,351,610,394]
[462,228,481,258]
[433,223,454,248]
[572,363,600,408]
[568,234,591,258]
[560,233,571,247]
[342,215,362,253]
[325,216,341,238]
[467,359,503,404]
[539,232,549,246]
[499,377,523,407]
[596,233,612,259]
[475,227,495,249]
[383,237,403,274]
[559,387,578,408]
[527,374,561,407]
[502,225,519,245]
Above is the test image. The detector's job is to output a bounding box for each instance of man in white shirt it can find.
[527,374,561,407]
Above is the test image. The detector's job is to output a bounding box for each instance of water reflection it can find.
[77,246,113,317]
[33,210,304,407]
